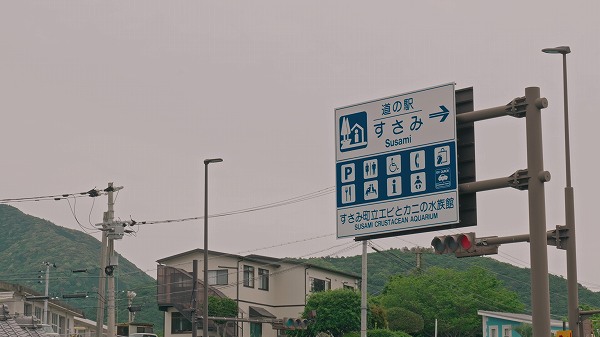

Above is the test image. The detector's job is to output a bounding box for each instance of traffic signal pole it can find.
[438,88,552,337]
[525,87,551,337]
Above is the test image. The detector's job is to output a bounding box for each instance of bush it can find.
[343,329,411,337]
[386,307,424,333]
[343,332,360,337]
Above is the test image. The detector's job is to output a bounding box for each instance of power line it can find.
[126,186,335,227]
[0,187,107,204]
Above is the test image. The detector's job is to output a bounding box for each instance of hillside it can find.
[302,247,600,319]
[0,204,162,333]
[3,203,600,333]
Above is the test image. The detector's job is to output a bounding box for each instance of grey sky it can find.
[2,1,600,292]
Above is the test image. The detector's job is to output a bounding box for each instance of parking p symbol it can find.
[341,163,355,183]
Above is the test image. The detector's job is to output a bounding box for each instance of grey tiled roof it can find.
[0,312,49,337]
[0,317,41,337]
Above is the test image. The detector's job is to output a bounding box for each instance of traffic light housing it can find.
[431,232,499,257]
[128,306,142,312]
[284,317,308,330]
[431,233,474,254]
[272,317,309,330]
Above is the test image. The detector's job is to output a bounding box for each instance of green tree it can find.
[297,289,361,337]
[208,296,238,337]
[513,323,532,337]
[375,267,525,337]
[291,289,386,337]
[367,329,413,337]
[386,307,423,333]
[370,304,388,330]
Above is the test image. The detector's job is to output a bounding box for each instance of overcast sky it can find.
[2,1,600,293]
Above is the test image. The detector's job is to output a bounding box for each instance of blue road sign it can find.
[335,83,459,239]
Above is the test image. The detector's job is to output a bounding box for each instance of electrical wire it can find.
[128,186,335,226]
[65,196,97,234]
[0,188,105,204]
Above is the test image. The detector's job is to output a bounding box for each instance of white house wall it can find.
[158,250,360,337]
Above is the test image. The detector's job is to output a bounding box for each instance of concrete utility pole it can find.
[96,182,123,337]
[127,291,137,323]
[107,184,117,337]
[96,206,108,337]
[42,261,55,324]
[525,87,551,337]
[415,249,422,271]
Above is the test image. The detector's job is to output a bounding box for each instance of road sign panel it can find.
[335,83,460,239]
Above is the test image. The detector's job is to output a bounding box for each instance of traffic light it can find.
[431,232,499,257]
[431,233,474,254]
[271,317,309,330]
[284,317,308,330]
[128,306,142,312]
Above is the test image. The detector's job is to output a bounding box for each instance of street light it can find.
[203,158,223,337]
[542,45,579,337]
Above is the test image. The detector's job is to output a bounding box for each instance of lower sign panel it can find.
[336,191,459,238]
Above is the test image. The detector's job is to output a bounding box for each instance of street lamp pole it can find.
[204,158,223,337]
[542,45,579,337]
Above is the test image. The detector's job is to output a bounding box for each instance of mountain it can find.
[0,204,162,333]
[3,203,600,332]
[300,247,600,319]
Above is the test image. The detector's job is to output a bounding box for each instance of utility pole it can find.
[127,291,137,323]
[107,183,119,337]
[415,249,422,272]
[42,261,55,324]
[95,182,123,337]
[96,207,108,337]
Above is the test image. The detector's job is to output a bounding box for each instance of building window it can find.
[208,269,229,285]
[250,322,262,337]
[258,269,269,291]
[171,312,192,333]
[59,316,66,335]
[503,325,512,337]
[310,277,331,292]
[343,284,354,290]
[51,313,59,332]
[243,265,255,288]
[34,307,42,320]
[24,303,32,316]
[490,327,498,337]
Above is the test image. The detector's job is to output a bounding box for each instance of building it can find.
[157,249,360,337]
[72,316,107,337]
[478,310,566,337]
[0,281,84,336]
[0,307,49,337]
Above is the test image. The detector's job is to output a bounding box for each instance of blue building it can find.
[478,311,566,337]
